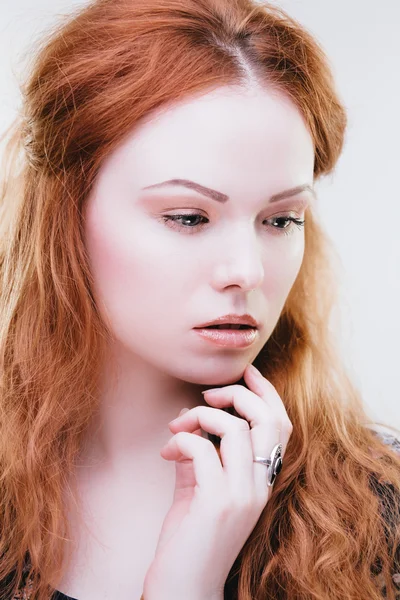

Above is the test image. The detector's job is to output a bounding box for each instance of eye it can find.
[159,213,305,237]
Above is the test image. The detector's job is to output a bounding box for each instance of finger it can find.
[169,405,254,493]
[201,366,289,493]
[161,427,203,462]
[243,364,292,449]
[203,364,291,448]
[169,408,204,440]
[161,431,224,495]
[203,388,279,494]
[244,364,290,423]
[205,364,288,421]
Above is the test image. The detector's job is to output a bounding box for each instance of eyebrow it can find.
[141,178,315,204]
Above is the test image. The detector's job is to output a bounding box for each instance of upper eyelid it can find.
[162,207,306,219]
[160,199,308,214]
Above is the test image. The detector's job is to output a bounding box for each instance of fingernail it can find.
[201,388,220,395]
[168,407,189,425]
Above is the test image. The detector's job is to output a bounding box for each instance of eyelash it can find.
[160,213,305,237]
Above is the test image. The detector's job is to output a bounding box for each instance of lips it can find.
[203,324,253,330]
[195,314,259,329]
[194,325,258,348]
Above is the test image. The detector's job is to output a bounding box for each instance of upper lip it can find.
[194,313,259,329]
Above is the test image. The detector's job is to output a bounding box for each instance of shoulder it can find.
[368,428,400,511]
[368,429,400,598]
[372,429,400,455]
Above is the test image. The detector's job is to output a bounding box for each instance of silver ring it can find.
[253,443,283,487]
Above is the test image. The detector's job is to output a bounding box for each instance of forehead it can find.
[100,85,315,196]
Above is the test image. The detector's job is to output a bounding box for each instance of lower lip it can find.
[193,327,258,348]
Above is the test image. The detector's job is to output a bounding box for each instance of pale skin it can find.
[56,83,314,600]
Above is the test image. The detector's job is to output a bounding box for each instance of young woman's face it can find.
[83,85,315,385]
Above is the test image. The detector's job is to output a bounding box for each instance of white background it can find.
[1,1,399,429]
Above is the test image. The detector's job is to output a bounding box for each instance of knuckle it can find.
[212,497,231,519]
[272,416,283,431]
[228,491,257,512]
[213,493,259,520]
[236,494,257,512]
[218,501,243,519]
[285,419,293,433]
[235,418,250,432]
[175,431,189,443]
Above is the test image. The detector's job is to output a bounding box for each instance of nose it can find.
[212,226,264,292]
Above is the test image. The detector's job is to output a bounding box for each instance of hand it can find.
[142,363,293,600]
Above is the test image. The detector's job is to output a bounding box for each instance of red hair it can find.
[1,1,399,598]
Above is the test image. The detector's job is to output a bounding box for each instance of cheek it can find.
[264,236,305,301]
[83,205,173,330]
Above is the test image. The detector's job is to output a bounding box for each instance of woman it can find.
[1,0,399,598]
